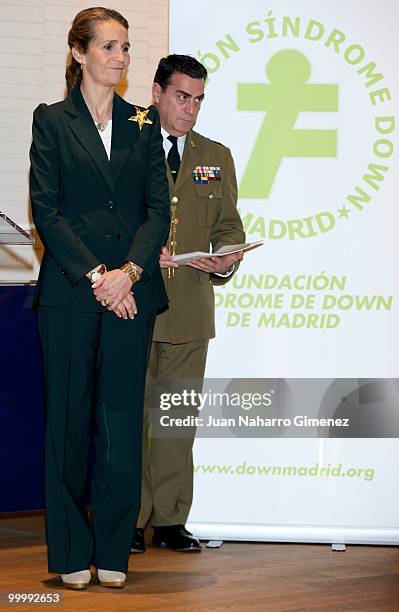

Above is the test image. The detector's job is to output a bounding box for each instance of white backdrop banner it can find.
[169,0,399,543]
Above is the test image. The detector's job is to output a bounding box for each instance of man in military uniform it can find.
[131,55,245,553]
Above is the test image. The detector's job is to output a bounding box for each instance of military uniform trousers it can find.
[136,338,209,528]
[38,305,155,574]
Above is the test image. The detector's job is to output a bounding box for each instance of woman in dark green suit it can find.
[29,8,169,589]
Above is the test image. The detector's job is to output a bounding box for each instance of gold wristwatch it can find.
[120,260,141,285]
[89,264,107,283]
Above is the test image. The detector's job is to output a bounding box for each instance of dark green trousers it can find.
[38,306,155,574]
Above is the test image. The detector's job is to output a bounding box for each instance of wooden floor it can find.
[1,515,398,611]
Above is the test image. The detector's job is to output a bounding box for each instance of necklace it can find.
[95,121,108,132]
[88,106,111,132]
[81,90,112,132]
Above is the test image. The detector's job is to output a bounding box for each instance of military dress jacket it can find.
[30,86,170,312]
[153,130,245,344]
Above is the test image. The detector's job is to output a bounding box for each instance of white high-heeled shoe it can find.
[60,569,91,590]
[97,569,126,588]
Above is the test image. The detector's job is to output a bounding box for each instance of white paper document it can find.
[171,240,264,265]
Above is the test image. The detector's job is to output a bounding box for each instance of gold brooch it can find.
[128,106,153,131]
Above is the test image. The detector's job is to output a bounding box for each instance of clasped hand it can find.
[92,269,137,320]
[95,248,244,320]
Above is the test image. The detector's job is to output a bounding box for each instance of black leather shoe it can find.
[152,524,202,552]
[130,528,146,553]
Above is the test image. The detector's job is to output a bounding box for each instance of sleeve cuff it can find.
[213,264,235,278]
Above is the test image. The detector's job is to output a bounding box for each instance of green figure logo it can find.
[237,50,338,199]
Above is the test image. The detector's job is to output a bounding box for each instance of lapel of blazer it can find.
[63,87,115,194]
[110,95,141,186]
[62,89,142,194]
[174,130,200,191]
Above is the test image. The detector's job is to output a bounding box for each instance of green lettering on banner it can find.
[363,163,389,190]
[216,35,240,59]
[344,44,365,65]
[264,11,278,39]
[324,28,346,53]
[282,16,300,38]
[375,116,395,134]
[304,19,325,42]
[247,21,264,43]
[358,62,384,88]
[256,312,340,329]
[226,273,346,292]
[347,187,371,210]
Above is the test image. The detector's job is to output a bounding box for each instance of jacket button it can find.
[171,196,179,204]
[107,200,114,208]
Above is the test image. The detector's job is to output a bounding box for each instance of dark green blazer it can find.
[30,87,170,312]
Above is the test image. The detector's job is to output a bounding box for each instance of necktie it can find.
[167,135,180,182]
